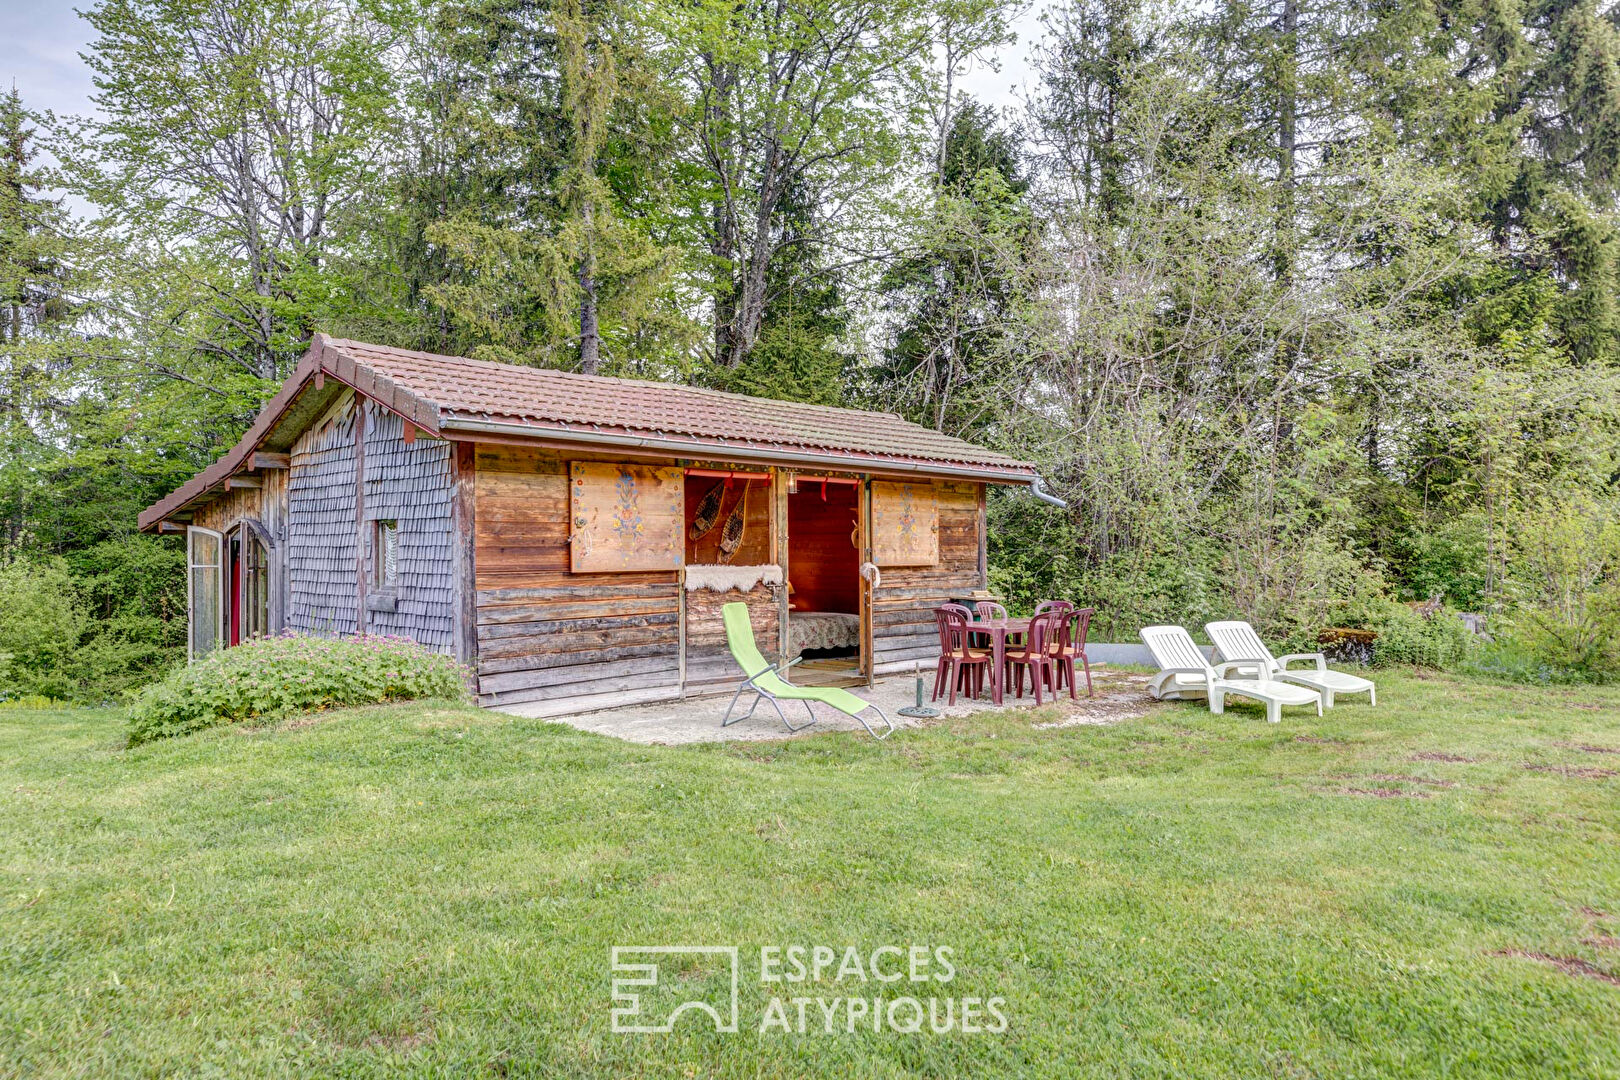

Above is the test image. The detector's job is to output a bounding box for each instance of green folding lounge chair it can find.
[720,602,894,739]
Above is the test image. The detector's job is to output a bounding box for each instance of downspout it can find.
[1030,477,1068,508]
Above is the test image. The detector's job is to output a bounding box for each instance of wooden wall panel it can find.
[473,444,680,707]
[470,446,989,701]
[682,585,781,691]
[685,476,771,566]
[569,462,684,572]
[474,446,571,590]
[869,480,985,674]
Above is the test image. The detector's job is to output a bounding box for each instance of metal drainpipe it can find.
[1030,477,1068,508]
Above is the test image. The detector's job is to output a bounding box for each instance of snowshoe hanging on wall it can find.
[689,480,725,541]
[719,487,747,561]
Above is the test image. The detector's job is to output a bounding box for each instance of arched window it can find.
[227,519,276,644]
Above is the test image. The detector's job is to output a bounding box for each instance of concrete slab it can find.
[490,666,1155,745]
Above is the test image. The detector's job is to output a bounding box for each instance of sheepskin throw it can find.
[684,564,784,593]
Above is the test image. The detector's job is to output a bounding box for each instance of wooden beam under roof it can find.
[250,451,290,469]
[225,475,264,490]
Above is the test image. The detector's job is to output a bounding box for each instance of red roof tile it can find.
[139,336,1038,530]
[324,338,1034,473]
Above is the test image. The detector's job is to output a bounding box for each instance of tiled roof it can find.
[324,338,1034,473]
[139,336,1037,530]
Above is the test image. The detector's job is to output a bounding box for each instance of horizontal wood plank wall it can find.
[473,444,680,707]
[683,585,781,693]
[869,480,984,674]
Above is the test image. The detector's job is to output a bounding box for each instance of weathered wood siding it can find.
[869,479,985,674]
[191,471,290,633]
[473,444,681,708]
[683,584,781,692]
[361,403,456,651]
[286,401,360,638]
[190,474,285,537]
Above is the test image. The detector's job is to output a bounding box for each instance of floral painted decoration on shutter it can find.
[870,480,939,566]
[569,462,684,572]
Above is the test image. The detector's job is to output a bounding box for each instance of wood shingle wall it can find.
[286,402,360,638]
[361,404,456,651]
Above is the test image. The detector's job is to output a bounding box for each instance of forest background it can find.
[3,0,1619,699]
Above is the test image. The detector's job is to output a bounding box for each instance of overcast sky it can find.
[3,4,98,120]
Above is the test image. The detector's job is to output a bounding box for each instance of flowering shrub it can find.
[127,633,470,745]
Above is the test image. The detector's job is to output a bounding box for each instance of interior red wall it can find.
[788,485,859,613]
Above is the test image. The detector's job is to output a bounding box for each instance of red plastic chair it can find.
[1033,599,1074,619]
[974,600,1010,624]
[1003,610,1062,704]
[1047,606,1095,698]
[933,605,991,704]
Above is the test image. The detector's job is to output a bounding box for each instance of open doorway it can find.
[786,478,863,686]
[225,524,270,646]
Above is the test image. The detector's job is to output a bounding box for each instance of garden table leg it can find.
[992,628,1005,705]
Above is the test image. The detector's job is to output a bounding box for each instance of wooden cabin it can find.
[138,336,1057,715]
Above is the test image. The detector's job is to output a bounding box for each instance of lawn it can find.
[2,671,1618,1078]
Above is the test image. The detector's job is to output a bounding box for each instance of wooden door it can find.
[859,479,874,683]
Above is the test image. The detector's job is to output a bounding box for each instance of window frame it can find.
[186,526,225,662]
[373,518,399,593]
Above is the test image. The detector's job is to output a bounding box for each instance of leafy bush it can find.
[1367,603,1475,669]
[1390,511,1492,610]
[1461,636,1596,685]
[0,559,89,700]
[127,634,471,745]
[75,614,186,702]
[1492,495,1620,680]
[66,536,187,696]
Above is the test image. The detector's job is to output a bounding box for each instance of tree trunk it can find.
[707,56,737,366]
[579,201,601,375]
[1275,0,1298,280]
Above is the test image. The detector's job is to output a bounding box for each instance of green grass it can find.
[2,671,1618,1078]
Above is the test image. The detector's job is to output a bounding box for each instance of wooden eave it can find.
[136,337,444,532]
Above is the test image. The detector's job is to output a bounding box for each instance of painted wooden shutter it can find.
[870,481,939,566]
[569,462,685,572]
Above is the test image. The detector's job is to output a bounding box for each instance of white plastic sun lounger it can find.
[1205,620,1376,707]
[1140,625,1322,724]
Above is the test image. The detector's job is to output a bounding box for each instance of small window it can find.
[374,519,398,590]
